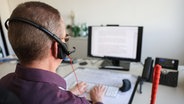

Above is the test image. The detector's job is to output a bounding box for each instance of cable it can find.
[68,55,81,94]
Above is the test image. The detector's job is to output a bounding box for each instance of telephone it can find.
[141,57,179,87]
[141,57,154,82]
[138,57,154,93]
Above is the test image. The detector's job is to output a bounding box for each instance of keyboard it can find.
[86,82,119,97]
[70,81,119,97]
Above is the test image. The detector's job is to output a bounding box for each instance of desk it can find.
[0,59,184,104]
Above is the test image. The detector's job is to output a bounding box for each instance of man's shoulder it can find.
[0,73,15,84]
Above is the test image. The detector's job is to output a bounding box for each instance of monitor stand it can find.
[100,59,130,71]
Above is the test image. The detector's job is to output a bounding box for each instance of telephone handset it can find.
[141,57,154,81]
[138,57,154,93]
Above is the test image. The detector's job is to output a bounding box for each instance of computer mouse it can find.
[119,79,131,92]
[79,61,88,65]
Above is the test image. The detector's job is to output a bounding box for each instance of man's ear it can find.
[51,41,58,58]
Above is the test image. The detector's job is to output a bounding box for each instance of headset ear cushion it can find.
[57,44,66,59]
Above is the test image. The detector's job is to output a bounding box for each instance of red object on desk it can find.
[150,64,162,104]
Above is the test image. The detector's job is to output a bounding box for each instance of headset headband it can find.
[5,17,70,55]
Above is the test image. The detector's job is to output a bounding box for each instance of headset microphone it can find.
[69,47,76,54]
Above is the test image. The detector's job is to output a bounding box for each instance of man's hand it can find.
[70,82,87,96]
[90,85,105,104]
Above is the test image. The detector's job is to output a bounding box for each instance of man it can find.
[0,1,105,104]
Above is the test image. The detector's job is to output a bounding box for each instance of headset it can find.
[5,17,76,59]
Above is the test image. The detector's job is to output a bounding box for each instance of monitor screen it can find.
[0,19,9,57]
[88,26,143,70]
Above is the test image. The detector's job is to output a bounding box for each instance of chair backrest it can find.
[0,85,21,104]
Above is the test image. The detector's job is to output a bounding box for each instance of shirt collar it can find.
[15,63,66,89]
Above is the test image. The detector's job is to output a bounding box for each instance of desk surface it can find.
[0,59,184,104]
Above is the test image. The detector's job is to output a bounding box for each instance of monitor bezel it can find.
[87,25,143,62]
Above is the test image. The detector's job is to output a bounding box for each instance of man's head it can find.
[7,1,66,64]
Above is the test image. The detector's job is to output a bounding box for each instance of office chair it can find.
[0,85,21,104]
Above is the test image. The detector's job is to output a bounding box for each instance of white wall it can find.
[3,0,184,64]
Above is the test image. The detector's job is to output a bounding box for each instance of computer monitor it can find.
[0,19,9,57]
[88,26,143,71]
